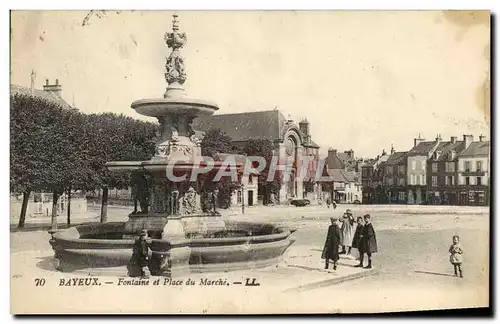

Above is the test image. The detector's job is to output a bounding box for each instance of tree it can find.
[242,139,281,205]
[10,92,158,227]
[200,128,241,209]
[82,113,157,222]
[201,128,233,158]
[10,93,57,227]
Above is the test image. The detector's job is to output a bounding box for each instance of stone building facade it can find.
[193,110,321,204]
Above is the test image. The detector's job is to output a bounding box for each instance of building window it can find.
[476,161,483,172]
[445,162,455,173]
[237,191,242,203]
[248,175,253,185]
[464,161,471,172]
[432,163,438,173]
[465,177,470,186]
[411,161,416,170]
[477,177,482,186]
[398,178,405,186]
[432,176,438,187]
[398,191,405,201]
[446,176,455,186]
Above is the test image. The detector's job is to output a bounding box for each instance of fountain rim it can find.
[131,97,219,117]
[50,221,294,248]
[105,160,244,172]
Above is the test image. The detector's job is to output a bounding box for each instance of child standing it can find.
[352,216,364,261]
[449,235,463,278]
[356,214,378,269]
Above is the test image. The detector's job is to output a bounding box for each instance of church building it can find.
[193,110,321,204]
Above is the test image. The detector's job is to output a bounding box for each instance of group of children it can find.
[322,210,378,270]
[322,208,464,278]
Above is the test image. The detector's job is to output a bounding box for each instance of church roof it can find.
[10,84,73,110]
[192,110,286,142]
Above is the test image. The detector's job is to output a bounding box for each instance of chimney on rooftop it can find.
[435,133,442,142]
[328,148,337,156]
[391,144,395,155]
[463,134,473,149]
[450,136,457,144]
[414,133,425,148]
[479,134,486,142]
[43,78,62,97]
[344,149,354,159]
[327,148,338,164]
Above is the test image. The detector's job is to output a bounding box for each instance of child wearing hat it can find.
[321,217,342,270]
[355,214,378,269]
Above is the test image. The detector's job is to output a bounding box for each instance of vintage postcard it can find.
[10,10,490,314]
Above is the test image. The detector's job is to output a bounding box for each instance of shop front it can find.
[458,187,489,206]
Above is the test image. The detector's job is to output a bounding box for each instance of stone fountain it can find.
[49,15,296,277]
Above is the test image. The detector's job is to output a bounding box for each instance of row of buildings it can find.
[361,134,490,206]
[11,75,490,213]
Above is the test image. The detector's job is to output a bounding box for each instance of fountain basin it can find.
[49,221,296,275]
[131,98,219,118]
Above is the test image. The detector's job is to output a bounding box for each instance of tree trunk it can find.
[17,191,30,228]
[50,192,60,230]
[100,186,108,223]
[66,188,72,226]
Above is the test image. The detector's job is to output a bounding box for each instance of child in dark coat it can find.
[352,216,364,260]
[355,214,378,269]
[321,217,342,270]
[128,230,151,278]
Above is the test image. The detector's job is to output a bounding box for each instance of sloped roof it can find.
[343,170,360,183]
[337,152,357,171]
[407,141,438,156]
[326,153,345,170]
[304,139,320,148]
[385,151,408,165]
[435,141,465,161]
[192,110,286,142]
[326,168,348,182]
[363,159,377,167]
[459,141,490,157]
[10,84,72,110]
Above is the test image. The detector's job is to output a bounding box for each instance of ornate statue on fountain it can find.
[170,185,180,215]
[181,186,198,215]
[164,14,187,86]
[131,173,150,214]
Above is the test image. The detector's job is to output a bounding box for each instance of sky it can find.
[10,10,490,158]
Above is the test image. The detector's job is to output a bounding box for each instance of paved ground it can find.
[10,204,489,313]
